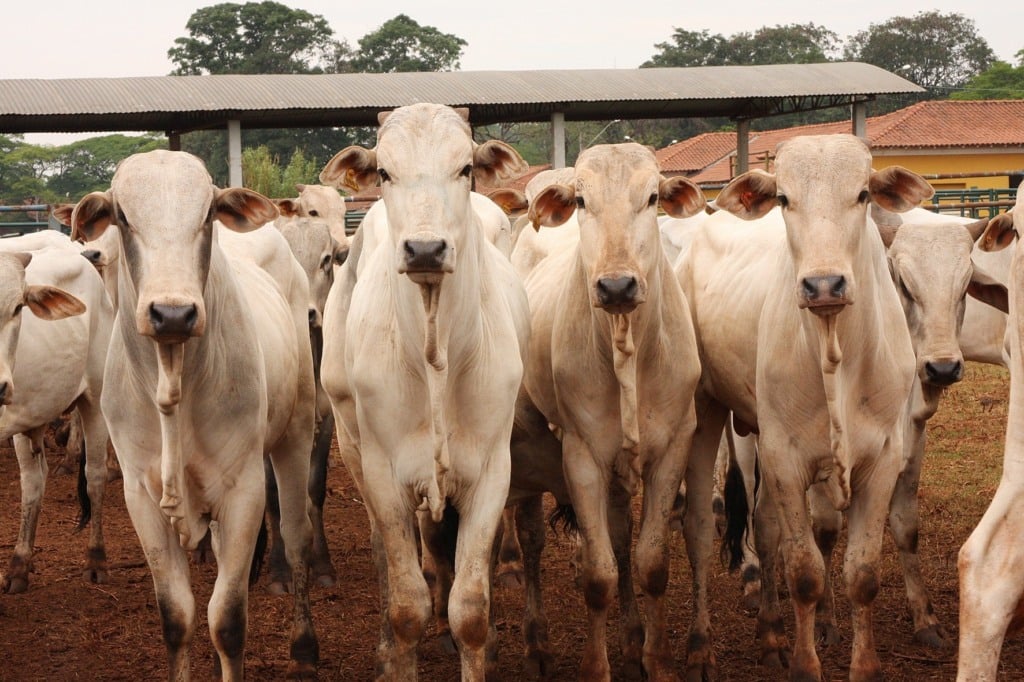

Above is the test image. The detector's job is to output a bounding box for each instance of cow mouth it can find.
[801,301,849,317]
[598,301,640,315]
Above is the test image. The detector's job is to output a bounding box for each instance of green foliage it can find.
[348,14,466,73]
[242,146,319,198]
[843,11,996,95]
[168,1,343,75]
[952,57,1024,100]
[643,23,839,67]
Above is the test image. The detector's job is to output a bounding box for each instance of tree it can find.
[242,146,320,197]
[47,134,165,200]
[168,1,343,75]
[643,23,839,68]
[348,14,466,73]
[952,51,1024,100]
[843,11,996,97]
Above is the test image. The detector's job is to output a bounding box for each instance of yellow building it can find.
[655,100,1024,216]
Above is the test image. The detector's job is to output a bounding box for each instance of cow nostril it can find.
[802,275,846,301]
[596,276,639,306]
[335,248,349,266]
[81,249,102,265]
[830,275,847,298]
[403,239,449,271]
[308,308,318,326]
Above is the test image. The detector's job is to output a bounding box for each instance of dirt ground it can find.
[0,361,1021,681]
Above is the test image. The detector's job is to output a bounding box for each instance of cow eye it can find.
[899,278,914,302]
[647,193,658,208]
[116,208,128,225]
[575,196,586,209]
[858,190,871,204]
[308,209,319,217]
[776,195,789,208]
[378,168,391,183]
[459,164,473,179]
[320,254,332,272]
[13,303,22,316]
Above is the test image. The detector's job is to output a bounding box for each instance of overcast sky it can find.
[6,1,1020,145]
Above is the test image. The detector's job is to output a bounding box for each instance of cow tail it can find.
[721,457,749,572]
[547,503,579,537]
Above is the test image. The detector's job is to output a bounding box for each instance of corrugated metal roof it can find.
[0,62,921,134]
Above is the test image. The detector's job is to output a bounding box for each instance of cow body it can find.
[0,245,112,594]
[516,142,705,681]
[70,150,318,681]
[676,134,931,681]
[957,194,1024,681]
[319,103,529,681]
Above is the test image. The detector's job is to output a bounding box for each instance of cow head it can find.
[528,143,705,313]
[275,215,338,329]
[276,184,350,266]
[716,134,933,317]
[0,252,85,410]
[319,103,527,285]
[69,150,278,344]
[887,217,1005,386]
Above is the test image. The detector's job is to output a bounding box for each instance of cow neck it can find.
[1005,247,1024,468]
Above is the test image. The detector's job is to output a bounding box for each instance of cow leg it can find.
[681,399,728,681]
[496,505,525,587]
[957,474,1024,682]
[52,410,82,475]
[264,455,291,594]
[449,468,508,682]
[513,494,555,678]
[730,429,762,611]
[123,479,196,680]
[3,432,47,594]
[207,486,265,682]
[758,436,824,682]
[637,426,693,682]
[268,434,319,678]
[844,455,901,682]
[77,399,111,586]
[561,431,617,682]
[608,482,644,679]
[419,507,457,655]
[889,410,947,648]
[751,484,789,670]
[308,410,337,587]
[808,483,841,648]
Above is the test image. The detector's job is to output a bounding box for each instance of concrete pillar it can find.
[735,120,750,175]
[227,119,242,188]
[551,112,566,169]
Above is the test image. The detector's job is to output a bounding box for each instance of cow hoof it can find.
[741,589,761,612]
[83,567,109,584]
[54,462,76,476]
[760,649,789,670]
[266,580,290,596]
[619,659,644,681]
[525,649,556,680]
[438,631,458,655]
[3,575,28,594]
[314,572,336,588]
[106,467,123,483]
[686,664,713,682]
[913,625,950,649]
[815,622,840,648]
[496,566,525,589]
[285,660,318,680]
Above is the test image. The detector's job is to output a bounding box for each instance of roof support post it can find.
[851,101,867,139]
[735,119,750,175]
[228,119,242,188]
[167,132,181,151]
[551,112,566,169]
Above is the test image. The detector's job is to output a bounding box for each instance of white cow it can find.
[957,194,1024,681]
[677,134,932,681]
[0,246,113,594]
[276,182,351,260]
[69,150,319,681]
[318,103,530,681]
[516,142,705,680]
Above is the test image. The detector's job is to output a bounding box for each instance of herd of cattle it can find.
[1,101,1023,681]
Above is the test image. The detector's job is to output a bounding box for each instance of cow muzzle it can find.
[146,302,201,343]
[594,275,644,314]
[922,357,964,387]
[399,232,454,283]
[799,274,850,316]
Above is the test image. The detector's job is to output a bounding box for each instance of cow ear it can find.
[979,211,1017,252]
[320,146,379,193]
[24,285,86,320]
[294,183,306,193]
[659,176,706,219]
[964,218,990,242]
[869,166,934,212]
[715,170,778,220]
[276,198,300,217]
[473,140,529,186]
[486,189,529,216]
[528,184,576,229]
[51,203,75,228]
[71,191,115,242]
[214,187,279,233]
[968,263,1009,313]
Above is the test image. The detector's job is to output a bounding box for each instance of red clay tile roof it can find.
[663,100,1024,185]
